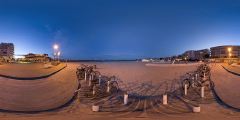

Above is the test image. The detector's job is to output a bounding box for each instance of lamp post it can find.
[53,44,59,61]
[57,51,61,62]
[228,47,232,64]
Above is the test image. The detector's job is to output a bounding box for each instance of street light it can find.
[53,44,59,50]
[228,47,232,58]
[53,44,59,60]
[227,47,232,64]
[57,51,61,61]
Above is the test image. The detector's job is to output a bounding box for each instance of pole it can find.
[184,84,188,95]
[163,94,168,105]
[201,86,204,98]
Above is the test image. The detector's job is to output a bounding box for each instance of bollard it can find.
[98,75,101,86]
[193,106,201,113]
[184,84,188,95]
[89,74,92,81]
[195,73,198,80]
[89,79,92,86]
[107,81,110,93]
[93,86,96,95]
[84,71,87,82]
[91,74,94,80]
[92,105,100,112]
[163,94,168,105]
[124,93,128,105]
[201,86,204,98]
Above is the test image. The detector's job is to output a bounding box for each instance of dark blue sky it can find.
[0,0,240,59]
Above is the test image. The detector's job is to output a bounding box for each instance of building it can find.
[195,49,210,60]
[183,50,196,60]
[0,43,14,62]
[210,45,240,58]
[23,53,50,63]
[0,43,14,57]
[183,49,210,60]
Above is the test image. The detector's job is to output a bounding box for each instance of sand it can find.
[0,62,239,120]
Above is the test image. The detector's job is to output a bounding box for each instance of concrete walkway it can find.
[0,63,66,78]
[211,63,240,109]
[0,63,78,112]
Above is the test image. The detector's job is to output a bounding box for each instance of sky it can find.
[0,0,240,60]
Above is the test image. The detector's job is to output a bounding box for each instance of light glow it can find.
[53,44,59,50]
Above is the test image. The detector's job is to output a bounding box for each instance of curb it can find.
[222,65,240,76]
[0,65,67,80]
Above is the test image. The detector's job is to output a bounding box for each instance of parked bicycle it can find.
[182,63,214,90]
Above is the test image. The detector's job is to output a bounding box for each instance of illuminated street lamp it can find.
[53,44,59,60]
[57,51,61,61]
[227,47,232,64]
[53,44,59,50]
[228,47,232,58]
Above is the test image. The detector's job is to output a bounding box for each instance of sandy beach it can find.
[0,62,239,120]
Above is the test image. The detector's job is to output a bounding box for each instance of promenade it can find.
[0,63,78,111]
[211,63,240,109]
[0,63,66,78]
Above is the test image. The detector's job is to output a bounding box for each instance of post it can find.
[107,81,110,93]
[98,75,101,86]
[195,73,198,80]
[93,85,96,96]
[201,86,204,98]
[184,84,188,95]
[91,74,94,80]
[89,74,92,81]
[89,79,91,86]
[124,93,128,105]
[163,94,168,105]
[84,71,87,82]
[193,106,201,113]
[92,105,100,112]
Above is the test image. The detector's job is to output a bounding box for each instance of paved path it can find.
[0,63,78,112]
[211,63,240,109]
[0,63,66,78]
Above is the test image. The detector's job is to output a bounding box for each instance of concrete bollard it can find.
[91,74,94,80]
[98,75,101,86]
[107,81,110,93]
[184,84,188,95]
[163,94,168,105]
[201,86,204,98]
[124,93,128,105]
[92,105,100,112]
[84,71,87,81]
[195,73,198,80]
[89,79,92,87]
[89,74,92,81]
[193,106,201,113]
[93,86,96,95]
